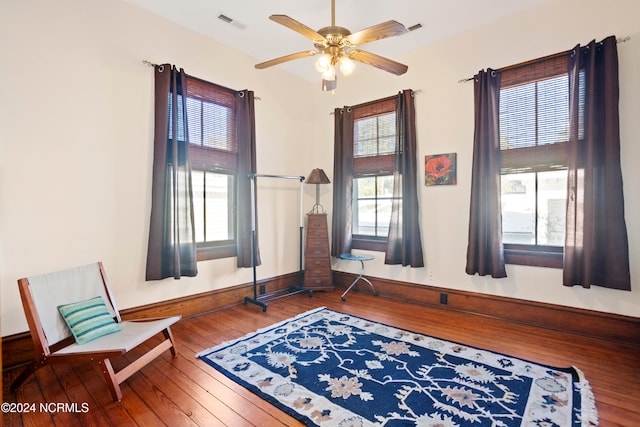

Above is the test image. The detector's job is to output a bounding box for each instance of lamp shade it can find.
[306,168,331,184]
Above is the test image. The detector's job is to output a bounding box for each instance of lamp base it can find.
[308,203,325,214]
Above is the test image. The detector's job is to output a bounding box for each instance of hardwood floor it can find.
[3,291,639,426]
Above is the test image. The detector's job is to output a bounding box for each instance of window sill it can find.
[352,235,387,252]
[504,244,563,268]
[197,243,236,261]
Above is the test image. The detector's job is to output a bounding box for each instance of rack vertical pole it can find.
[299,179,304,285]
[243,173,312,311]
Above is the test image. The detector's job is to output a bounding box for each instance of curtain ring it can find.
[490,70,496,78]
[157,65,165,72]
[346,107,352,113]
[238,91,245,97]
[570,49,576,58]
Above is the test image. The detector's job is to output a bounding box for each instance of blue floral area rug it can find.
[197,307,598,426]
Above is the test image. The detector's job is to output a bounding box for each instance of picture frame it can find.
[425,153,457,186]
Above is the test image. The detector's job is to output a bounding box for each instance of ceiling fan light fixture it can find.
[256,1,409,92]
[321,64,336,80]
[338,57,355,76]
[315,54,332,74]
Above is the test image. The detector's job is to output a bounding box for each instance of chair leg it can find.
[97,358,123,402]
[10,359,42,392]
[163,327,178,357]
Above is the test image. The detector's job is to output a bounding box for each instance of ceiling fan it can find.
[255,0,409,91]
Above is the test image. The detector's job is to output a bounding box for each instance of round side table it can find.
[339,253,379,301]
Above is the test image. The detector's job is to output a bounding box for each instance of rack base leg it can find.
[244,296,268,312]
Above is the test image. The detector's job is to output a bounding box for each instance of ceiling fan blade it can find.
[348,50,408,75]
[269,15,327,44]
[255,51,318,69]
[345,20,408,47]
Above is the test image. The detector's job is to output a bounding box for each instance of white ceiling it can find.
[125,0,552,81]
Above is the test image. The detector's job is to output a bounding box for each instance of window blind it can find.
[499,55,571,175]
[185,77,238,174]
[352,97,396,176]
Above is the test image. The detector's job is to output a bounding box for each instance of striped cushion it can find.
[58,296,122,345]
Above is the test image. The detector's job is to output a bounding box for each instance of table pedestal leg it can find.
[341,260,378,301]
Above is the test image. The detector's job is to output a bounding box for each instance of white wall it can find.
[1,0,638,338]
[326,0,640,318]
[0,0,321,336]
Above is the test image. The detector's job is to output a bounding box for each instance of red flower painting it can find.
[425,153,457,186]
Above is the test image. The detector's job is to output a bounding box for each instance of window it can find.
[468,37,627,285]
[351,97,398,251]
[333,90,422,264]
[183,77,239,260]
[498,56,578,267]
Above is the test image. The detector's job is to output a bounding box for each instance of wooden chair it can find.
[10,262,181,402]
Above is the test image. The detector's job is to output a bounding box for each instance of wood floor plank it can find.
[175,355,294,426]
[121,342,227,427]
[12,369,54,427]
[26,364,73,427]
[2,370,24,427]
[47,363,109,427]
[119,359,201,427]
[166,354,259,427]
[3,291,639,426]
[117,380,165,427]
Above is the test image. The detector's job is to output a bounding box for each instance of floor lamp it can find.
[305,168,331,213]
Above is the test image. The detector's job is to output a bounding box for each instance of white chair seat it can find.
[54,316,180,355]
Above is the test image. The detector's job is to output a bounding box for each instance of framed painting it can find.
[425,153,457,186]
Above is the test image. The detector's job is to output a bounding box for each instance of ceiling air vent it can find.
[218,14,233,24]
[217,13,246,29]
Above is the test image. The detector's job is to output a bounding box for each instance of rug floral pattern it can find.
[198,307,597,426]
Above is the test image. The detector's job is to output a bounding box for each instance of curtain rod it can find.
[248,173,305,181]
[142,60,261,100]
[457,35,632,83]
[329,89,422,115]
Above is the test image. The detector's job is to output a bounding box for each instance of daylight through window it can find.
[175,77,240,259]
[498,55,581,266]
[351,97,398,249]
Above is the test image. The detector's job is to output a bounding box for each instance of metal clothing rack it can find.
[244,173,313,311]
